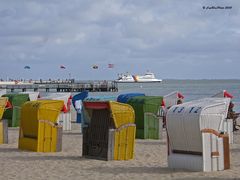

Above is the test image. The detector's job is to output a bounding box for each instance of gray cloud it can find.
[0,0,239,80]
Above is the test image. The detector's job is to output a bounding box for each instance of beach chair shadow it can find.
[0,147,21,153]
[9,155,86,161]
[62,132,82,136]
[136,140,166,146]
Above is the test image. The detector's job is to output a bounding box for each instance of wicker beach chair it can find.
[39,93,72,131]
[0,89,7,97]
[212,90,238,137]
[2,94,29,127]
[127,96,164,139]
[82,101,136,160]
[19,91,40,101]
[167,98,231,172]
[0,97,10,144]
[117,93,145,103]
[18,100,64,152]
[72,91,88,124]
[162,91,184,127]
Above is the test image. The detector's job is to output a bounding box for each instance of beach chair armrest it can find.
[144,112,158,119]
[114,123,136,132]
[201,128,229,171]
[38,119,62,127]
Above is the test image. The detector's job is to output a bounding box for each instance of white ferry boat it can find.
[116,72,162,83]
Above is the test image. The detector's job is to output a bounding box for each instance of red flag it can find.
[61,105,68,113]
[161,100,165,107]
[60,65,66,69]
[14,80,19,84]
[223,90,233,98]
[108,64,114,68]
[6,101,12,109]
[177,92,184,99]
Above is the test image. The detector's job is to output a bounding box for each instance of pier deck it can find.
[0,80,118,92]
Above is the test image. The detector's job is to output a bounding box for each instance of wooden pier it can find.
[0,80,118,92]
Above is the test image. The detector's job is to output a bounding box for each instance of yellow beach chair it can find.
[18,100,64,152]
[0,97,9,144]
[0,97,8,119]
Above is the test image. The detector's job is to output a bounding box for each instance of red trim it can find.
[84,102,109,109]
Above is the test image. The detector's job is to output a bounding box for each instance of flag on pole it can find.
[60,65,66,69]
[92,65,98,69]
[223,90,233,98]
[24,66,31,69]
[177,92,184,99]
[108,64,114,68]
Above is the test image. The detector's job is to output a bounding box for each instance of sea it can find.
[6,79,240,112]
[90,79,240,112]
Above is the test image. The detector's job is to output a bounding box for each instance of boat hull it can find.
[116,72,162,83]
[115,80,162,83]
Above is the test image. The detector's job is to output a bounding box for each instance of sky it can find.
[0,0,239,80]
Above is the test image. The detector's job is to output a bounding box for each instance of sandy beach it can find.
[0,120,239,180]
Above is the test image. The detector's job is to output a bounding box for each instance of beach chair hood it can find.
[72,91,88,111]
[167,98,230,153]
[39,93,72,113]
[19,92,40,101]
[212,90,233,99]
[83,101,135,128]
[0,97,8,119]
[117,93,145,103]
[164,91,184,108]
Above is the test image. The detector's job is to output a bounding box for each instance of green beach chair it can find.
[2,94,29,127]
[127,96,163,139]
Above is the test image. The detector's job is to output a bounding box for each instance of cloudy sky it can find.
[0,0,239,80]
